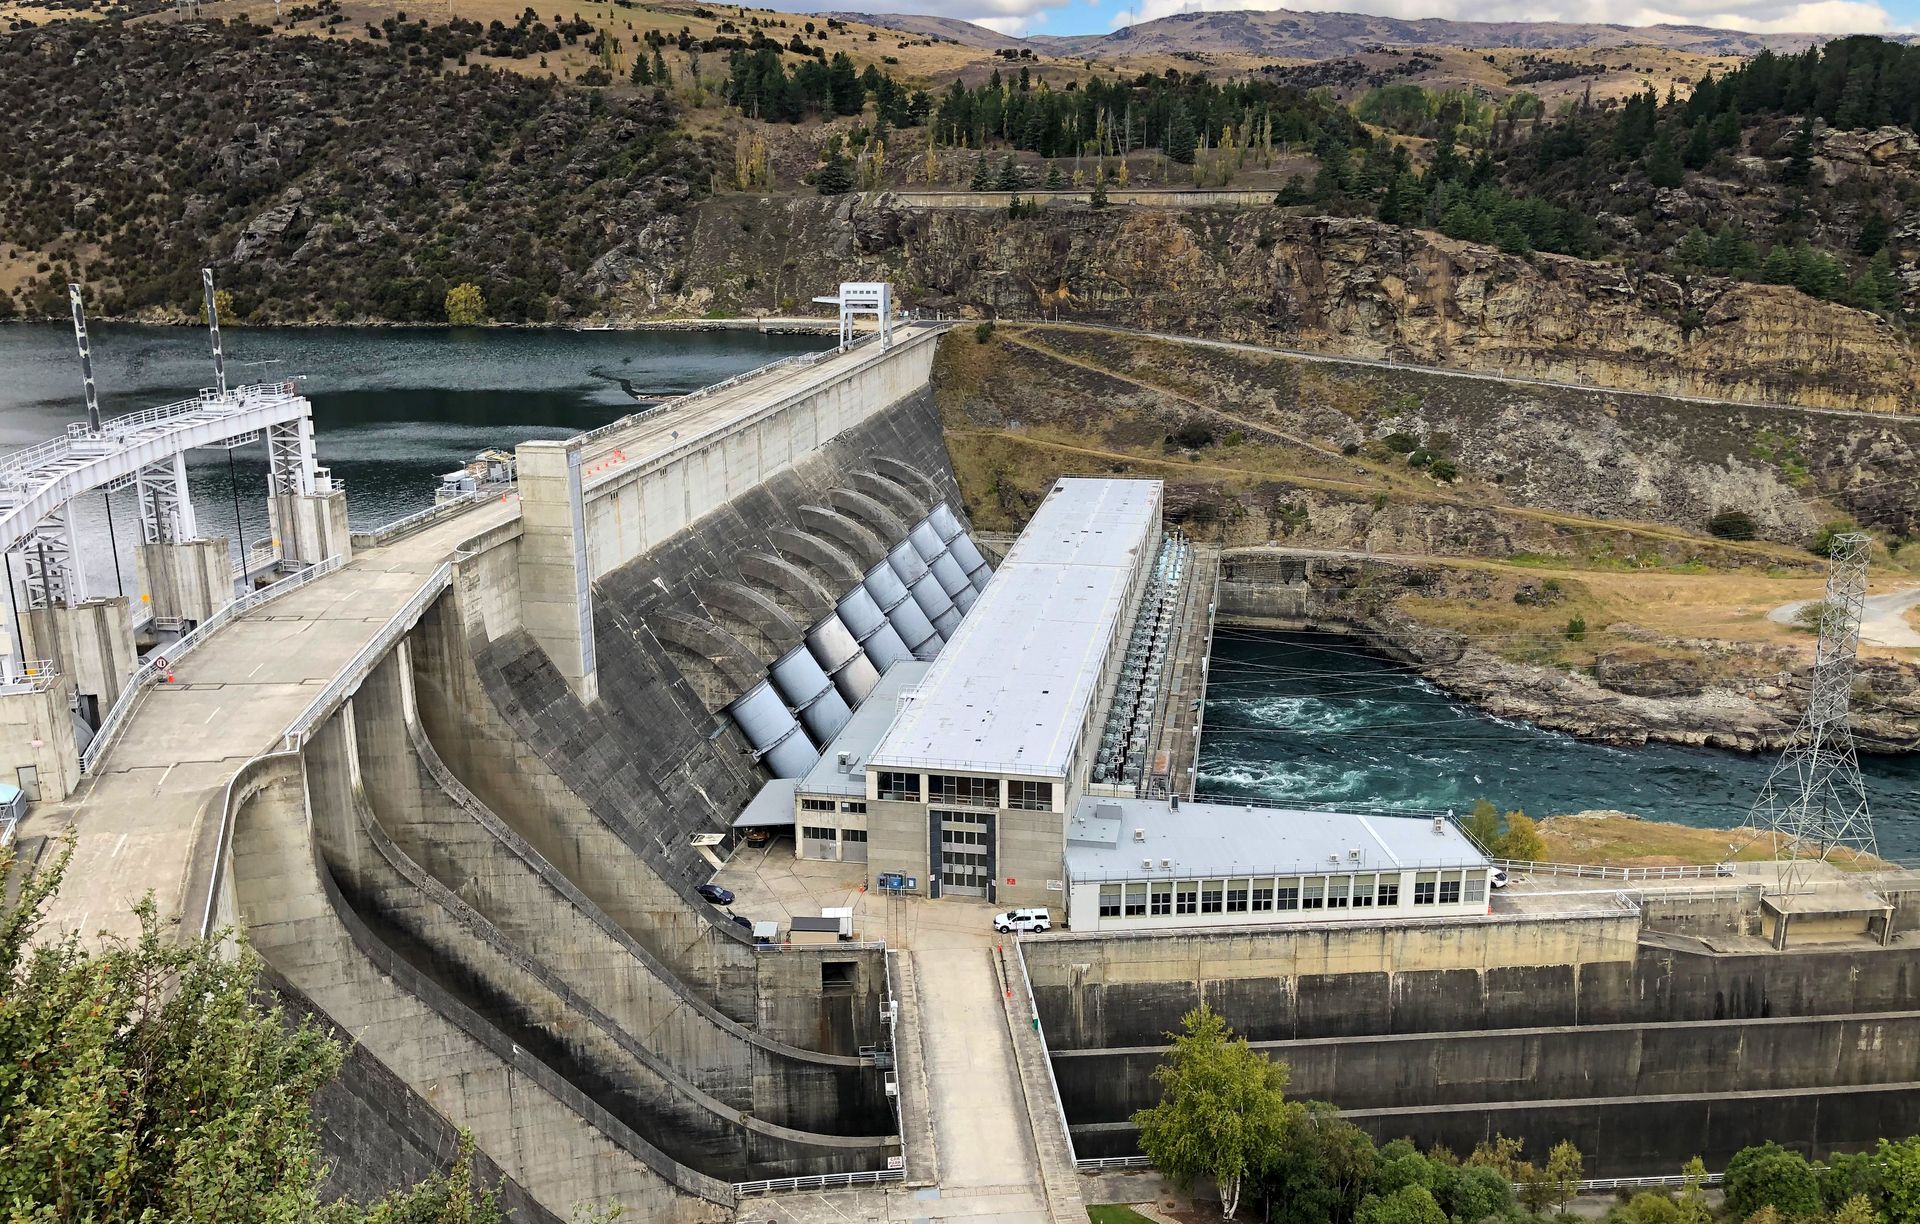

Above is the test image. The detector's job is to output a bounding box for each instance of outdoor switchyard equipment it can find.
[1749,530,1878,892]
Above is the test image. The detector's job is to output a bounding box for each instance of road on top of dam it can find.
[23,332,936,949]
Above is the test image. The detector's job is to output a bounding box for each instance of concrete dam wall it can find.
[220,333,967,1219]
[1028,916,1920,1174]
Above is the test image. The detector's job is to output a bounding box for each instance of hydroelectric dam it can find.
[9,302,1920,1222]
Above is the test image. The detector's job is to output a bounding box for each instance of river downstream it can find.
[1198,626,1920,858]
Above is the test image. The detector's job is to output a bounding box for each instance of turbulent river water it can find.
[0,322,830,592]
[1197,625,1920,858]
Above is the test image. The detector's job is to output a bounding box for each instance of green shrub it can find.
[974,320,994,344]
[1810,519,1860,557]
[1565,615,1587,641]
[1383,432,1419,454]
[1429,458,1458,482]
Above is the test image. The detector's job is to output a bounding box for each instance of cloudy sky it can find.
[793,0,1903,40]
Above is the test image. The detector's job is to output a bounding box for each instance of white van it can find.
[994,908,1051,934]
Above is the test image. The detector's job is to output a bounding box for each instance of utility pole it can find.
[1748,531,1877,895]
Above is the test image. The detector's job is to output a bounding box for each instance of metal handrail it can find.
[279,562,453,750]
[0,660,60,695]
[1012,939,1077,1167]
[350,483,513,549]
[732,1169,904,1196]
[1493,858,1732,882]
[79,555,346,775]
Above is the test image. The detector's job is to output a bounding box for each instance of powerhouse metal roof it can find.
[797,660,934,798]
[1064,796,1493,882]
[867,478,1161,779]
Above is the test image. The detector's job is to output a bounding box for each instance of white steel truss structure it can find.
[1748,531,1877,892]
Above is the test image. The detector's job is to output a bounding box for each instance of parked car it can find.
[993,907,1051,934]
[729,913,753,932]
[1490,867,1509,889]
[696,883,735,905]
[742,828,772,846]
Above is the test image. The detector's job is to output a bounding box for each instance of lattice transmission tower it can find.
[1748,531,1876,893]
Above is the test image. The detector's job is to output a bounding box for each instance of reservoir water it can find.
[1199,626,1920,857]
[0,323,831,593]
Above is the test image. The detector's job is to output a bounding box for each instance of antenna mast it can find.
[202,268,228,397]
[1748,531,1877,894]
[68,284,101,433]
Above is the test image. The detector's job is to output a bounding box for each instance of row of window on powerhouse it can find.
[801,826,869,845]
[1093,868,1489,919]
[871,772,1055,811]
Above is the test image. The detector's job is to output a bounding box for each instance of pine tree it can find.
[969,154,992,191]
[995,155,1022,191]
[1165,104,1198,165]
[1044,161,1065,189]
[631,52,650,85]
[815,148,854,195]
[1646,129,1683,188]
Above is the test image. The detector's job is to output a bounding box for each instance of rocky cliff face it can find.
[654,197,1917,414]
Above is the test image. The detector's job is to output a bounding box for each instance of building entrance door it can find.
[935,810,994,898]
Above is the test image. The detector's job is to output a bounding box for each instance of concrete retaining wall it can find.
[1054,1011,1920,1120]
[269,969,558,1221]
[1025,920,1920,1049]
[1071,1082,1920,1175]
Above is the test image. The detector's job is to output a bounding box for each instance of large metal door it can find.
[935,810,994,898]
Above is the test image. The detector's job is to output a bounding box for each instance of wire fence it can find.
[1070,1155,1725,1195]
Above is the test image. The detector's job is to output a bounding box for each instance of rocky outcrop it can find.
[659,196,1919,414]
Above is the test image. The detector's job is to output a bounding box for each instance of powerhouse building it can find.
[746,473,1495,923]
[860,477,1163,906]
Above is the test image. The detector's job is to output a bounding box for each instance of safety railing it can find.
[1012,938,1077,1168]
[279,562,453,751]
[350,484,514,550]
[1075,1155,1153,1171]
[731,1169,905,1196]
[0,660,60,695]
[1070,1156,1725,1194]
[1493,859,1734,882]
[231,538,282,583]
[79,555,346,775]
